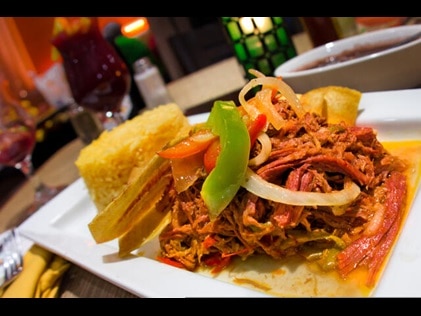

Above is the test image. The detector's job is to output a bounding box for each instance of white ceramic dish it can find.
[18,89,421,297]
[275,25,421,93]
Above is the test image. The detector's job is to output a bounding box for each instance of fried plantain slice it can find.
[88,154,172,244]
[118,206,172,257]
[300,86,362,125]
[118,173,176,256]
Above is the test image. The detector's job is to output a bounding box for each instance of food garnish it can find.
[201,100,251,220]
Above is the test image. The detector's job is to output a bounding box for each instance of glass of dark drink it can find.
[0,76,65,223]
[51,17,131,128]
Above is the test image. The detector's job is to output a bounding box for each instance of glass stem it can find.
[14,154,61,207]
[102,110,125,130]
[15,154,41,194]
[15,154,34,179]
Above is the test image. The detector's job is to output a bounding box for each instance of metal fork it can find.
[0,228,23,289]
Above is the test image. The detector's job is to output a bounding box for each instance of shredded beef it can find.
[158,99,409,287]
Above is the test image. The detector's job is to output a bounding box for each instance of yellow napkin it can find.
[0,244,71,298]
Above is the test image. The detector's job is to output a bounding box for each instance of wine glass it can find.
[0,77,65,224]
[51,17,131,129]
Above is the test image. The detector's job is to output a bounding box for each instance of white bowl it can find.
[274,25,421,93]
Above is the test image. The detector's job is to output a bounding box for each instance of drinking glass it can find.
[51,17,131,129]
[0,77,65,223]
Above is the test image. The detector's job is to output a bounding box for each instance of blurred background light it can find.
[121,17,149,38]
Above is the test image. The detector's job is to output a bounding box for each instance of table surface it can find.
[0,32,313,298]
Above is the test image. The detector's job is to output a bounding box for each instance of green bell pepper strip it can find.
[201,100,250,220]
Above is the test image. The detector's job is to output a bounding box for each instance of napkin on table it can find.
[0,244,71,298]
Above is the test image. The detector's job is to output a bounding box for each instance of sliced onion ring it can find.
[241,168,360,206]
[248,69,265,78]
[255,87,285,130]
[239,75,305,127]
[248,132,271,166]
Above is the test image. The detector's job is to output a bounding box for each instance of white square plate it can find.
[18,89,421,297]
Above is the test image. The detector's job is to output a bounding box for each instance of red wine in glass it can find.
[52,17,130,127]
[0,79,65,226]
[0,124,36,167]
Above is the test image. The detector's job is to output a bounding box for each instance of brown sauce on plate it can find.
[294,38,410,71]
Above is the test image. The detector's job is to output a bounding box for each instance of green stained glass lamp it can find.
[221,17,297,80]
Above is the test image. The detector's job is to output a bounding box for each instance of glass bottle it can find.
[301,17,339,47]
[133,57,173,109]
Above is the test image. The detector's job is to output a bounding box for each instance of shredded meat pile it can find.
[158,98,409,287]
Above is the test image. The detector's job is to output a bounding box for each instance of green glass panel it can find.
[242,60,256,78]
[245,36,264,58]
[245,60,254,70]
[257,59,271,76]
[272,17,283,25]
[287,46,297,58]
[271,52,287,69]
[227,22,242,41]
[234,43,247,61]
[276,28,290,45]
[264,34,277,52]
[255,17,273,33]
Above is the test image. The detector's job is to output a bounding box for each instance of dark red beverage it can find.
[0,124,36,166]
[52,18,130,113]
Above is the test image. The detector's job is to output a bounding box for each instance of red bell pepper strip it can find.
[202,235,217,249]
[156,256,186,269]
[203,253,232,274]
[247,114,267,146]
[203,139,221,174]
[157,129,217,159]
